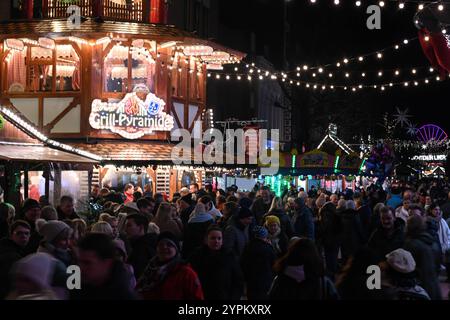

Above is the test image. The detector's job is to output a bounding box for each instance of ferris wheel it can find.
[416,124,448,143]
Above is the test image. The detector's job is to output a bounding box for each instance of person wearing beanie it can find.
[183,202,214,259]
[18,199,42,255]
[37,220,74,293]
[179,193,195,229]
[381,248,430,300]
[241,225,276,300]
[223,206,253,259]
[136,231,204,300]
[264,215,289,258]
[113,239,136,290]
[7,252,58,300]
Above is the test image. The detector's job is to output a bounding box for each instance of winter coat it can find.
[182,220,214,259]
[318,202,342,248]
[0,238,27,299]
[292,199,315,240]
[338,209,366,260]
[56,207,81,221]
[386,194,402,210]
[268,230,289,258]
[180,205,195,229]
[127,233,157,279]
[263,209,294,239]
[223,216,250,258]
[357,205,372,240]
[368,222,405,263]
[38,242,74,289]
[436,218,450,254]
[70,261,137,300]
[241,238,276,300]
[137,257,204,300]
[269,269,338,300]
[404,232,442,300]
[252,198,271,225]
[189,246,244,300]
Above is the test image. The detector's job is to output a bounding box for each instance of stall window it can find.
[171,59,187,98]
[54,44,81,91]
[189,60,203,101]
[6,43,81,93]
[103,44,156,93]
[131,50,156,92]
[104,45,129,93]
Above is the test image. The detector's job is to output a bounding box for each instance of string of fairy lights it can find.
[205,29,450,92]
[306,0,446,12]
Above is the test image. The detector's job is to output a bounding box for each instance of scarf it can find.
[268,229,281,254]
[137,256,181,292]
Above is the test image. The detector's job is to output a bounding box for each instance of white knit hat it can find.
[386,248,416,274]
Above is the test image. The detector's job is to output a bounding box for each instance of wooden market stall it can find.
[0,0,245,198]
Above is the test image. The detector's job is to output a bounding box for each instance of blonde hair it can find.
[153,202,173,226]
[72,219,87,241]
[315,197,326,209]
[90,221,113,237]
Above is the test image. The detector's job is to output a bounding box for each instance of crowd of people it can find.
[0,178,449,300]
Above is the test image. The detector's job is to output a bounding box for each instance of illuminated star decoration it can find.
[393,107,412,128]
[406,123,418,137]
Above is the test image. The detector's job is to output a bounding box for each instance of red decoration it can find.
[418,28,450,76]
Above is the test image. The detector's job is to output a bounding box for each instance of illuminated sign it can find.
[89,92,174,139]
[411,154,447,161]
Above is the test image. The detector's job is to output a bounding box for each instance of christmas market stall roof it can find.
[67,140,253,168]
[0,107,100,164]
[0,18,246,60]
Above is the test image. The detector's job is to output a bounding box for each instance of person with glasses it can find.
[0,220,31,299]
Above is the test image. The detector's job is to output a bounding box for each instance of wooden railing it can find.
[42,0,147,23]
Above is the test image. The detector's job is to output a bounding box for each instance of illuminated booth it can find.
[0,0,245,199]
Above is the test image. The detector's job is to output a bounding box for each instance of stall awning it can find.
[68,141,182,163]
[0,143,98,164]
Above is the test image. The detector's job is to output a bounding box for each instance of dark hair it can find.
[216,189,226,197]
[216,195,226,205]
[427,202,440,216]
[408,204,425,216]
[133,191,143,201]
[274,238,324,278]
[380,206,394,217]
[9,220,31,235]
[226,195,238,203]
[204,184,213,192]
[144,196,156,203]
[60,195,74,204]
[78,233,116,260]
[206,225,223,236]
[136,198,153,210]
[125,213,149,233]
[190,183,199,190]
[124,184,134,192]
[199,195,213,205]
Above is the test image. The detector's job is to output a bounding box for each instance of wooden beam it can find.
[43,97,80,131]
[188,107,202,132]
[38,97,43,129]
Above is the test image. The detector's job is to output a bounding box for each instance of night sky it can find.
[216,0,450,140]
